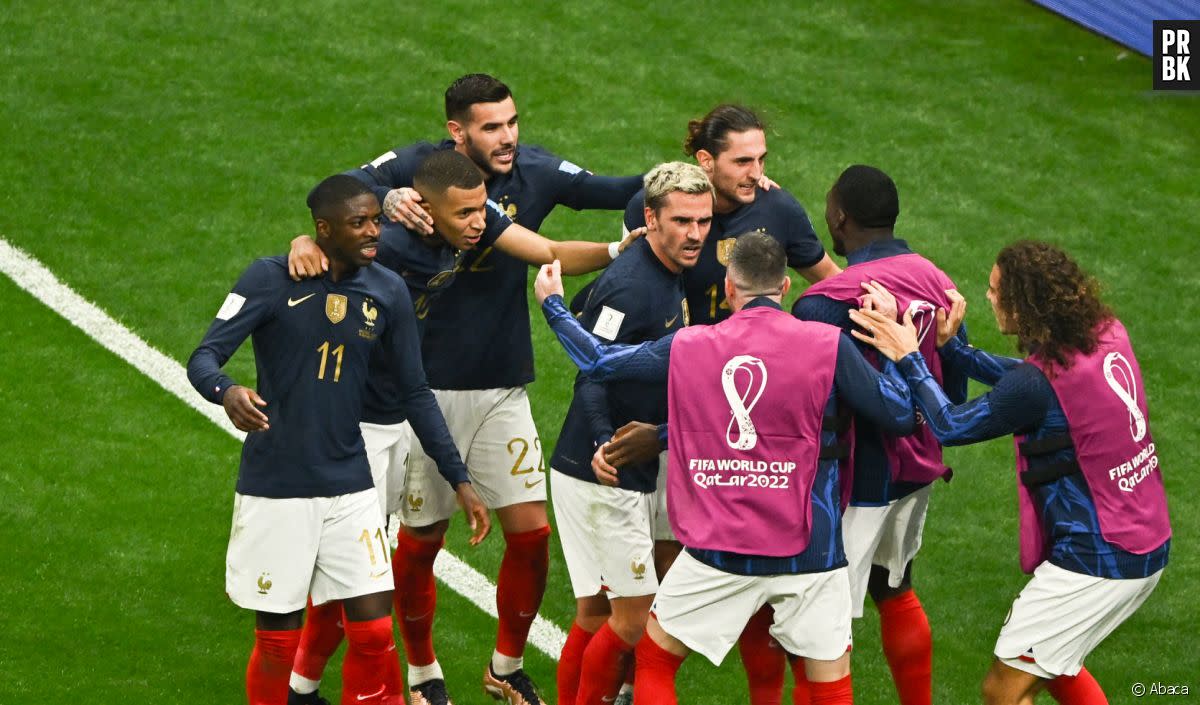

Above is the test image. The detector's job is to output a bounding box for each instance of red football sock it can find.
[557,623,595,705]
[632,633,684,705]
[1046,667,1108,704]
[788,655,811,705]
[809,674,853,705]
[247,628,301,705]
[576,622,635,705]
[496,526,551,658]
[878,590,932,705]
[342,616,403,705]
[293,600,345,681]
[738,605,786,705]
[392,531,443,666]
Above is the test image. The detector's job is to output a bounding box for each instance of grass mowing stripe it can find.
[0,235,568,661]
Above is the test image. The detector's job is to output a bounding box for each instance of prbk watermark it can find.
[1154,20,1198,90]
[1131,680,1190,697]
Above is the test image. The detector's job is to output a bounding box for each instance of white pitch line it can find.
[0,236,567,660]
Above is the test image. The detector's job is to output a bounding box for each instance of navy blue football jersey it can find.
[550,238,688,493]
[623,186,824,325]
[187,257,444,497]
[350,140,641,389]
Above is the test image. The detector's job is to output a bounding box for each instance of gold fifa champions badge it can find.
[325,294,348,324]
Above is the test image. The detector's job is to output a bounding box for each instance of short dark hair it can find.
[307,174,373,221]
[832,165,899,229]
[684,104,765,157]
[413,149,485,196]
[727,231,786,293]
[445,73,512,123]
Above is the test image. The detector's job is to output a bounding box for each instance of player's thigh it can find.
[651,550,766,667]
[311,489,393,605]
[994,561,1162,678]
[551,471,607,598]
[361,420,412,518]
[766,567,854,662]
[402,389,486,525]
[225,493,324,614]
[465,387,547,510]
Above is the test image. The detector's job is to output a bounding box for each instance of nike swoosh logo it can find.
[665,315,679,327]
[356,685,385,701]
[288,293,316,307]
[524,478,544,489]
[370,570,388,579]
[404,612,431,622]
[518,610,538,618]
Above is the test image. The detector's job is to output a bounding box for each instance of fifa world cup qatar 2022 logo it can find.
[722,355,768,450]
[1103,352,1147,443]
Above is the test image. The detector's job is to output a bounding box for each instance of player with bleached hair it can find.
[549,162,712,705]
[850,241,1170,705]
[533,232,920,705]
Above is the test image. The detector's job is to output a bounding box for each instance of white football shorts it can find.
[360,420,412,518]
[225,489,393,613]
[403,387,546,526]
[652,551,853,666]
[994,561,1162,678]
[551,469,657,599]
[652,451,677,542]
[842,484,931,617]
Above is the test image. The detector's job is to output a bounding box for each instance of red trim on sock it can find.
[556,623,596,705]
[632,636,685,705]
[343,616,402,704]
[293,600,345,681]
[878,590,932,705]
[392,532,443,667]
[739,605,786,705]
[496,525,551,658]
[576,623,636,705]
[247,628,301,705]
[1046,667,1109,705]
[809,674,853,705]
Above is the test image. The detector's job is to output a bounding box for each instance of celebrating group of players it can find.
[188,73,1171,705]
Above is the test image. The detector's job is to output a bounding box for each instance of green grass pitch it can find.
[0,1,1196,703]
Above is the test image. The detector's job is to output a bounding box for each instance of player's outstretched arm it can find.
[796,253,842,283]
[535,263,672,382]
[494,222,645,275]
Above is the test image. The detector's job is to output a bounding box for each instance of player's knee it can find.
[609,614,648,646]
[981,668,1009,705]
[344,615,395,653]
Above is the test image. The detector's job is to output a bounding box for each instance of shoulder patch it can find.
[558,160,585,175]
[486,199,507,217]
[366,150,397,169]
[592,305,625,341]
[215,292,246,321]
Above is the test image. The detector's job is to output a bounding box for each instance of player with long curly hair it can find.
[850,240,1171,705]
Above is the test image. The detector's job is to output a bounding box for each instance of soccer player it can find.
[288,147,639,705]
[597,104,841,702]
[791,165,965,705]
[344,74,642,705]
[187,175,439,705]
[850,241,1170,705]
[532,233,918,705]
[549,162,712,705]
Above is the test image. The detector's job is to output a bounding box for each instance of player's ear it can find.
[695,149,715,173]
[446,119,466,145]
[314,218,331,239]
[643,206,657,232]
[779,276,791,297]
